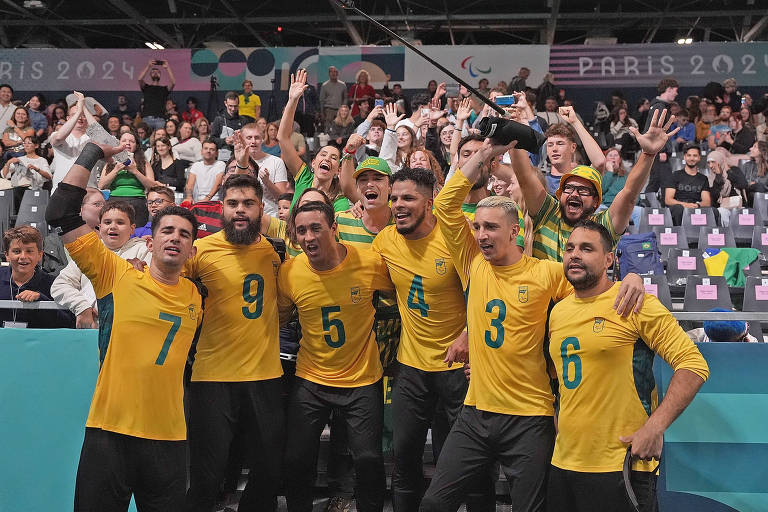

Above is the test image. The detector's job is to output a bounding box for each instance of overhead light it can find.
[677,38,693,45]
[685,38,693,44]
[23,0,45,8]
[144,42,165,50]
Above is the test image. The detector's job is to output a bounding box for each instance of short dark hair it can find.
[224,91,238,102]
[410,93,431,111]
[220,173,264,201]
[278,192,294,203]
[0,83,13,94]
[682,143,701,155]
[201,139,218,150]
[545,123,577,144]
[3,225,42,252]
[147,185,175,203]
[572,220,613,252]
[186,96,198,105]
[100,200,136,225]
[457,133,485,153]
[293,201,335,229]
[152,205,199,239]
[392,167,436,196]
[657,78,679,95]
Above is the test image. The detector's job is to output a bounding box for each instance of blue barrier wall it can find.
[1,330,766,511]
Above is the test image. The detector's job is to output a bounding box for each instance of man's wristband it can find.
[642,151,657,157]
[340,153,354,163]
[344,146,358,155]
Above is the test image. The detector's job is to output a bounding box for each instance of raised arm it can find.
[450,97,473,160]
[49,91,85,147]
[508,147,548,215]
[559,106,606,172]
[137,59,152,89]
[278,69,309,177]
[339,133,366,203]
[163,60,176,91]
[609,108,679,233]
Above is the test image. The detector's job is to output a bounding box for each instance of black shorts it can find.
[547,465,658,512]
[74,427,186,512]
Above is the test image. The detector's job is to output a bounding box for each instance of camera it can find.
[476,116,546,154]
[375,99,384,108]
[495,95,516,106]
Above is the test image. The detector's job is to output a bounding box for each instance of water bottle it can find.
[85,123,132,166]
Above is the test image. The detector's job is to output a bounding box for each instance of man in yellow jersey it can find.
[184,173,285,512]
[372,167,496,512]
[421,137,646,512]
[45,136,203,511]
[278,201,394,512]
[506,108,680,261]
[547,221,708,512]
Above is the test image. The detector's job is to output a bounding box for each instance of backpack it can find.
[615,232,664,280]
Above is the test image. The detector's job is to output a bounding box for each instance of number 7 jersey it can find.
[66,232,203,441]
[277,243,395,387]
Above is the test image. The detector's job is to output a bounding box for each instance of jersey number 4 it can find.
[407,275,430,318]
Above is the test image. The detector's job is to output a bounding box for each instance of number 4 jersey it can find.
[66,231,203,441]
[183,230,283,382]
[277,243,394,387]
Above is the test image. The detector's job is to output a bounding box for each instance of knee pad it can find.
[73,142,105,172]
[46,182,87,235]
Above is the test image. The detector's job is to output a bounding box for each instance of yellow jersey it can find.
[184,230,283,382]
[434,169,572,416]
[277,243,394,387]
[371,223,466,372]
[548,284,709,472]
[266,215,302,258]
[66,231,203,440]
[238,92,261,120]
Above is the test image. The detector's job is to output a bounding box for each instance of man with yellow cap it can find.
[506,108,680,261]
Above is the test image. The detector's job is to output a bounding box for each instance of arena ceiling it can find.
[0,0,765,49]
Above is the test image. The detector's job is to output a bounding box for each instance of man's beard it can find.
[559,202,596,227]
[395,209,426,235]
[223,216,261,245]
[567,264,602,291]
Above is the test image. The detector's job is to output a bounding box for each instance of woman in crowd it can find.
[262,122,281,157]
[609,106,639,159]
[326,104,355,148]
[706,150,749,226]
[98,130,155,226]
[2,107,34,163]
[696,102,716,142]
[0,226,75,328]
[195,116,211,142]
[49,105,67,134]
[164,118,180,146]
[135,122,151,150]
[173,121,202,162]
[280,69,349,212]
[348,69,376,117]
[743,141,768,202]
[406,147,444,190]
[426,122,456,178]
[151,135,186,191]
[600,148,630,210]
[255,117,267,136]
[26,94,47,138]
[1,135,50,187]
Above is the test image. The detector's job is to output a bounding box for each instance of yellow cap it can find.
[555,165,603,205]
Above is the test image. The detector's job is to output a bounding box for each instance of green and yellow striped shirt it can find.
[531,194,618,262]
[335,211,394,248]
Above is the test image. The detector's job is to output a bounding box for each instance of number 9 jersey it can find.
[277,243,395,387]
[66,231,203,441]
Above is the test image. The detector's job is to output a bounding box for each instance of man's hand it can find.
[258,167,270,182]
[434,82,447,99]
[233,130,247,164]
[455,97,473,123]
[288,69,309,102]
[348,200,364,219]
[76,307,98,329]
[614,273,646,316]
[6,157,19,166]
[511,91,534,121]
[72,90,86,104]
[620,422,663,461]
[429,98,446,124]
[444,331,469,367]
[345,133,366,154]
[463,363,471,382]
[16,290,41,302]
[366,105,384,122]
[126,258,148,272]
[384,103,404,130]
[630,108,680,156]
[558,106,579,125]
[98,143,125,160]
[479,138,518,161]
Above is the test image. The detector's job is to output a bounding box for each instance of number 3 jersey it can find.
[433,169,573,417]
[183,230,283,383]
[548,284,709,472]
[66,231,203,441]
[277,243,394,387]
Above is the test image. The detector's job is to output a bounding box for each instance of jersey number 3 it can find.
[560,337,582,389]
[242,274,264,319]
[484,299,506,348]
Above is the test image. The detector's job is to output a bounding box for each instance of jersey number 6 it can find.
[560,337,582,389]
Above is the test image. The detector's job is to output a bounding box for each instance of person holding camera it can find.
[138,58,176,131]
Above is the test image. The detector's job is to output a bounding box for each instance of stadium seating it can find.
[752,226,768,263]
[730,208,763,245]
[683,276,734,311]
[14,189,49,237]
[0,189,12,235]
[641,274,673,309]
[743,277,768,342]
[666,248,705,286]
[696,226,736,250]
[681,207,717,246]
[753,192,768,224]
[637,207,673,233]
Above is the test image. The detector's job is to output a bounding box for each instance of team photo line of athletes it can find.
[40,67,710,512]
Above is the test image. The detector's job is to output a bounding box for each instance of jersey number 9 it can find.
[242,274,264,319]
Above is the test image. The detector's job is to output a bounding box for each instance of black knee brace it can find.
[46,182,87,235]
[73,142,105,172]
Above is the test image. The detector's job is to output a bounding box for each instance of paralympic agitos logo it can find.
[461,56,492,77]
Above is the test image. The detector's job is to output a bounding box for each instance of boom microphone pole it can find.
[334,0,505,116]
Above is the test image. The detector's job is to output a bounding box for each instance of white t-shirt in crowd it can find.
[189,160,225,201]
[51,132,92,192]
[253,153,288,216]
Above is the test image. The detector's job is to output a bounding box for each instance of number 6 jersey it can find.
[277,243,394,387]
[66,231,203,441]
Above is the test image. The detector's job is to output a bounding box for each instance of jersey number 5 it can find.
[156,312,181,365]
[322,306,346,348]
[242,274,264,319]
[407,275,430,318]
[484,299,506,348]
[560,337,582,389]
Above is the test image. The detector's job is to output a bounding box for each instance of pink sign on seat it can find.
[755,286,768,301]
[696,284,718,300]
[738,213,755,226]
[648,214,664,225]
[690,214,707,225]
[707,233,725,246]
[660,232,678,245]
[677,256,697,270]
[644,284,658,297]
